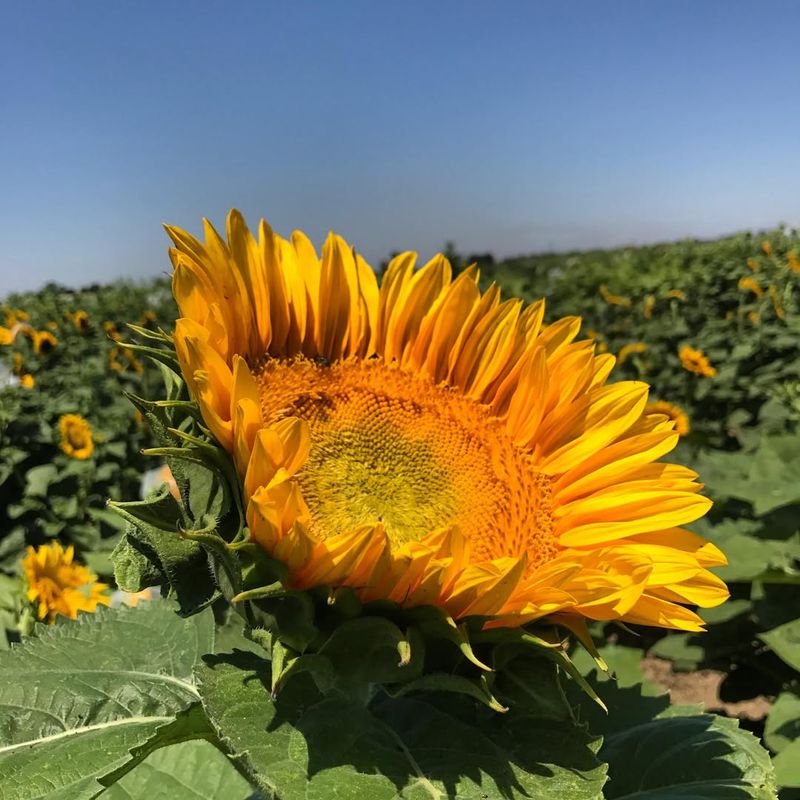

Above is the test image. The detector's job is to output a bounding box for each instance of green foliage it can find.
[0,281,176,621]
[0,602,779,800]
[0,600,213,799]
[98,740,252,800]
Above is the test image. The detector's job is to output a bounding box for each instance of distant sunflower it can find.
[167,210,726,632]
[599,284,631,307]
[680,345,717,378]
[643,295,655,318]
[33,330,58,356]
[71,310,90,333]
[617,342,647,365]
[645,400,690,437]
[19,373,35,389]
[665,289,687,301]
[59,413,94,459]
[139,309,157,327]
[768,285,785,320]
[22,542,110,623]
[738,276,764,299]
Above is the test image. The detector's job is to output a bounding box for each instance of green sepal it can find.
[109,486,218,616]
[405,605,493,671]
[387,672,508,713]
[123,321,174,343]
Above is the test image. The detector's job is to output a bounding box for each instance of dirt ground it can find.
[642,656,772,721]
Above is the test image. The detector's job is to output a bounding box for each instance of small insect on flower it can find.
[22,542,110,623]
[680,345,717,377]
[645,400,690,437]
[165,210,727,633]
[738,276,764,299]
[33,330,58,356]
[59,413,94,460]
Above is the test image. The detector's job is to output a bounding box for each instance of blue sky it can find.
[1,0,799,294]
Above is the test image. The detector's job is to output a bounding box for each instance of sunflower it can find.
[0,327,14,346]
[617,342,647,365]
[166,210,727,632]
[108,344,142,373]
[738,276,764,299]
[761,240,773,257]
[679,345,717,378]
[643,295,655,318]
[788,252,800,274]
[645,400,690,437]
[59,413,94,459]
[19,373,35,389]
[22,542,110,623]
[598,284,631,307]
[768,285,785,320]
[71,310,90,333]
[104,320,121,340]
[33,330,58,356]
[665,289,687,300]
[746,258,759,273]
[139,309,158,327]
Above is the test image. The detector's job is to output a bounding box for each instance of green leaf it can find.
[24,464,58,497]
[759,618,800,672]
[98,740,253,800]
[602,714,778,799]
[765,692,800,754]
[196,649,606,800]
[649,633,705,671]
[110,489,218,615]
[773,739,800,788]
[0,601,213,800]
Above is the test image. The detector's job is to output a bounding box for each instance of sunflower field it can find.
[1,219,799,800]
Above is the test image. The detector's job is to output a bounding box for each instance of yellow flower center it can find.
[255,357,556,569]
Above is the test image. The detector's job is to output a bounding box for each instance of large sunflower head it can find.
[22,542,110,623]
[59,413,94,460]
[165,210,727,634]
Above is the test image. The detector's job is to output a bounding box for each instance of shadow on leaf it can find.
[199,649,605,800]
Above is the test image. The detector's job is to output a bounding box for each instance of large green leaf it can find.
[197,649,606,800]
[601,713,777,799]
[0,600,213,800]
[98,740,252,800]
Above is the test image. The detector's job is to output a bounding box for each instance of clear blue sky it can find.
[2,1,799,294]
